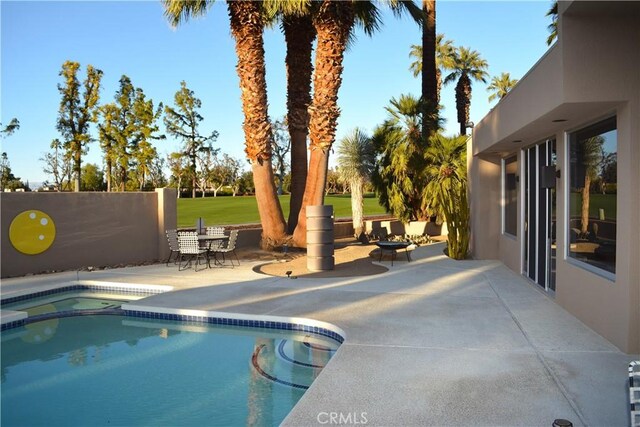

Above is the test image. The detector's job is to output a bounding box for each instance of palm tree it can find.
[487,72,519,102]
[292,0,422,247]
[546,1,558,46]
[421,0,436,140]
[281,12,315,234]
[337,128,376,240]
[371,94,442,223]
[409,34,455,103]
[423,134,470,259]
[163,0,287,247]
[443,46,489,135]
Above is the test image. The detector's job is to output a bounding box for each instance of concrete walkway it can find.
[1,242,636,426]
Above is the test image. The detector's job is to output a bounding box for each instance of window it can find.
[568,117,617,274]
[503,156,518,236]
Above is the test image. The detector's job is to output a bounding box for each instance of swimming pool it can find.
[1,313,341,426]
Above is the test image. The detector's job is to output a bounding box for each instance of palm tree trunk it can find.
[292,0,354,247]
[228,0,286,247]
[351,177,364,237]
[106,157,112,192]
[456,73,471,135]
[421,0,437,140]
[283,15,315,234]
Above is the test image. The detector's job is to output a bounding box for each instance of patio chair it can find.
[177,232,208,272]
[166,229,180,267]
[205,226,226,250]
[211,230,239,267]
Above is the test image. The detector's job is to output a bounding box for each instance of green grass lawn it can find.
[569,192,617,220]
[177,194,388,227]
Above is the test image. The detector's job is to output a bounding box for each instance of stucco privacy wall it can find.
[1,189,176,278]
[469,1,640,353]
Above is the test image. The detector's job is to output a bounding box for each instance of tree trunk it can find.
[351,177,364,237]
[283,15,315,234]
[73,148,81,192]
[292,0,354,247]
[421,0,437,140]
[456,73,471,136]
[292,148,330,246]
[106,158,112,192]
[253,160,287,247]
[581,175,591,236]
[228,1,286,247]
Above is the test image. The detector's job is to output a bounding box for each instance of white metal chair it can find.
[166,229,180,266]
[177,232,208,271]
[204,226,226,250]
[211,230,239,267]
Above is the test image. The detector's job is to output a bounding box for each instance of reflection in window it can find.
[568,117,617,274]
[503,156,518,236]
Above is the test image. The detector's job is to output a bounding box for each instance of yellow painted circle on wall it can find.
[9,210,56,255]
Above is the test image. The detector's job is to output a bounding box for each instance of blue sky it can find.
[1,1,552,184]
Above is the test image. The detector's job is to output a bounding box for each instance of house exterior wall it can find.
[1,189,177,278]
[469,2,640,353]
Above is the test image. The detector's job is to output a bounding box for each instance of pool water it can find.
[1,315,339,426]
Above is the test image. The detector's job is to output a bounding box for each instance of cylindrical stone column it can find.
[307,205,335,271]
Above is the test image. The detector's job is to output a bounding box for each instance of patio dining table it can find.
[198,234,229,267]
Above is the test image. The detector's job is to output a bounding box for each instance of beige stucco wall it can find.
[470,2,639,353]
[1,189,177,278]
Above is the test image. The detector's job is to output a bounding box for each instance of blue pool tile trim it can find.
[1,284,164,306]
[122,309,344,344]
[1,306,344,344]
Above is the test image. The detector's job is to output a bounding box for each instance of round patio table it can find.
[375,241,411,266]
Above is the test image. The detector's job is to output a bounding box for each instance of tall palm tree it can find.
[292,0,422,247]
[163,0,287,247]
[443,46,488,135]
[423,133,469,259]
[487,72,519,102]
[409,34,455,103]
[337,128,376,239]
[282,12,315,234]
[420,0,436,140]
[546,1,558,46]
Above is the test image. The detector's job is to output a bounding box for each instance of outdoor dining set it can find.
[165,226,240,272]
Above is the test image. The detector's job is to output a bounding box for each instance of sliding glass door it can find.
[523,139,556,292]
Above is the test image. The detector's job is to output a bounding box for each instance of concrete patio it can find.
[1,242,636,426]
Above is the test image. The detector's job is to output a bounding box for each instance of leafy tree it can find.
[167,152,190,198]
[444,47,488,135]
[423,134,470,260]
[98,75,164,192]
[164,81,218,199]
[237,170,255,196]
[40,138,73,191]
[1,118,20,137]
[164,1,287,247]
[337,128,376,239]
[56,61,103,192]
[1,118,21,191]
[209,153,243,197]
[372,94,442,222]
[487,72,519,102]
[81,163,105,191]
[546,1,558,46]
[271,118,290,196]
